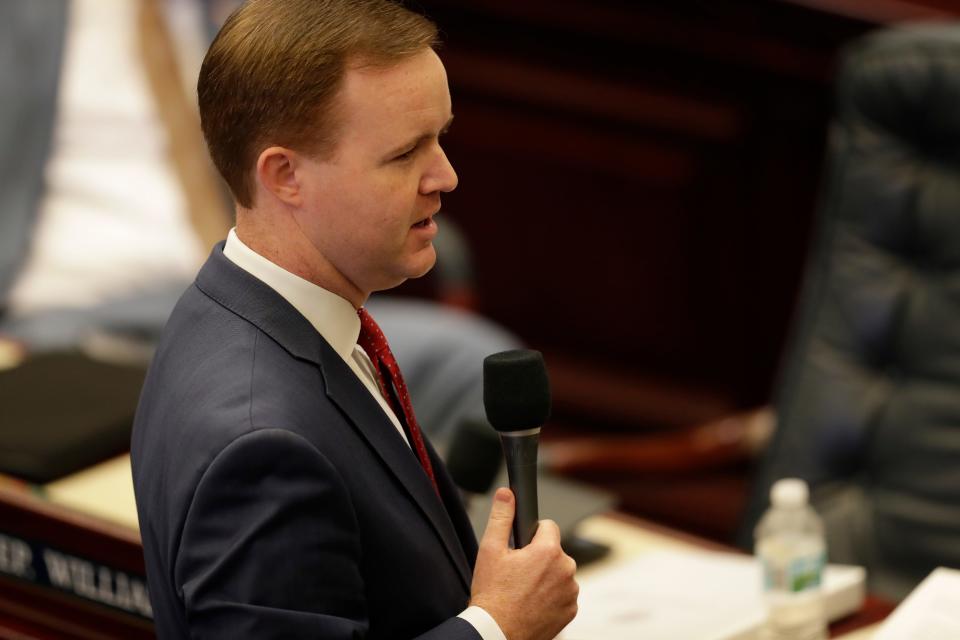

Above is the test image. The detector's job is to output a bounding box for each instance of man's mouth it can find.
[410,214,437,229]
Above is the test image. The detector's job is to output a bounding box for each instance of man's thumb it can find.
[481,487,515,548]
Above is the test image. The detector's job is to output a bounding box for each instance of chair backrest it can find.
[740,23,960,600]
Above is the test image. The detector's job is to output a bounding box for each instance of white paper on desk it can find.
[561,549,865,640]
[561,550,766,640]
[873,567,960,640]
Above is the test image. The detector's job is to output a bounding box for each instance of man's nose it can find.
[421,146,458,194]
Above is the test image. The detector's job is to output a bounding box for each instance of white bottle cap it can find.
[770,478,809,508]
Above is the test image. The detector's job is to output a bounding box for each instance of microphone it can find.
[445,418,503,509]
[483,349,551,548]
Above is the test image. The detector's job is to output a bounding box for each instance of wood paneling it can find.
[392,0,960,538]
[402,0,958,421]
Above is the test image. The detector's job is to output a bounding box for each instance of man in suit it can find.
[131,1,578,638]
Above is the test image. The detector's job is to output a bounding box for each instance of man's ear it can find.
[256,146,303,206]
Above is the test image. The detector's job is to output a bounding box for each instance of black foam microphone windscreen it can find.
[446,419,503,495]
[482,349,551,433]
[483,349,551,547]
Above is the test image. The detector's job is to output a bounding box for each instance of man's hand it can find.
[470,488,579,640]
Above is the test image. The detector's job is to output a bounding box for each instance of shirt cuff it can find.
[458,605,508,640]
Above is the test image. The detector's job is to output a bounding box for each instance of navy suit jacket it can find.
[131,245,481,639]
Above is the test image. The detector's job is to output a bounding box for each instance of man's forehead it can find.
[339,50,450,120]
[339,49,451,145]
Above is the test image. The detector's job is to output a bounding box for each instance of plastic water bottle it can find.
[754,478,827,640]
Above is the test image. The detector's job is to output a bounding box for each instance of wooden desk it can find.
[0,483,151,639]
[0,457,893,638]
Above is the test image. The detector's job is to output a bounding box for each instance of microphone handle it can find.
[500,430,540,547]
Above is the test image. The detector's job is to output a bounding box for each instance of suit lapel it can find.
[195,246,473,590]
[428,436,479,565]
[323,355,473,591]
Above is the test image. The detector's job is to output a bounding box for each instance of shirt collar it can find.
[222,228,360,362]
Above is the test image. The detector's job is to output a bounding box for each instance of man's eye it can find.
[394,147,416,162]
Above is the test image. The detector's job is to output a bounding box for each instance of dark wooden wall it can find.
[404,0,956,426]
[396,0,960,539]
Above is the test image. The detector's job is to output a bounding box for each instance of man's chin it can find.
[406,247,438,280]
[373,252,437,293]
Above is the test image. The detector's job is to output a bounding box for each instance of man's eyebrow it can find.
[386,114,455,158]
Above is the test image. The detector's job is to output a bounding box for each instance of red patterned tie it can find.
[357,308,439,494]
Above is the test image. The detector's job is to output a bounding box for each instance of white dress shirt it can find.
[222,229,505,640]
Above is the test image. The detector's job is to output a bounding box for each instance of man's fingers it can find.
[480,487,515,550]
[530,518,562,546]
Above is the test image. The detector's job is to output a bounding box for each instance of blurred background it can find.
[4,0,960,633]
[393,0,960,543]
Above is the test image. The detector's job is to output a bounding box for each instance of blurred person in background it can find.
[0,0,517,441]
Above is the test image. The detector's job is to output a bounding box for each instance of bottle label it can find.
[762,550,825,593]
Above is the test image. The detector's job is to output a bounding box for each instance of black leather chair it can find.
[741,23,960,600]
